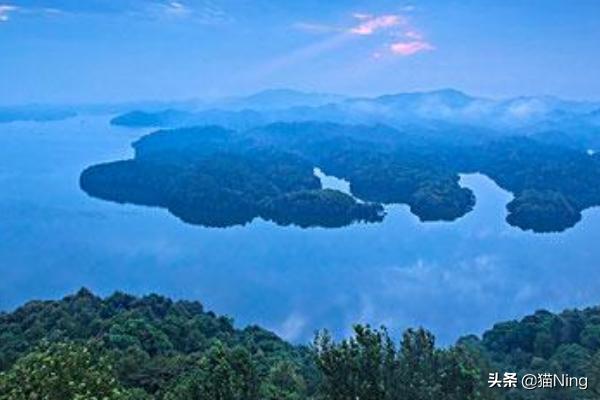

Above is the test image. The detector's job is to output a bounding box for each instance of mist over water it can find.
[1,116,600,344]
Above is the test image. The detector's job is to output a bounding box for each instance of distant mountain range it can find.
[4,89,600,150]
[212,88,347,111]
[0,105,77,123]
[110,89,600,149]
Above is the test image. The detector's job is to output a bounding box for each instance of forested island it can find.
[80,125,384,228]
[0,106,76,123]
[81,121,600,232]
[2,289,600,399]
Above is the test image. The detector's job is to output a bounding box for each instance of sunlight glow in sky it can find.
[1,0,599,104]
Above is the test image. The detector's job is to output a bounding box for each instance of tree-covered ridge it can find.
[82,122,600,232]
[479,307,600,374]
[0,289,495,400]
[313,326,493,400]
[461,306,600,399]
[0,289,314,399]
[3,290,600,399]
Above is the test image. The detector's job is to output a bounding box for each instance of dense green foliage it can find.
[506,190,581,232]
[0,342,141,400]
[3,290,600,399]
[260,189,384,228]
[460,307,600,399]
[0,289,313,399]
[468,137,600,232]
[81,126,385,228]
[82,122,600,232]
[314,326,493,400]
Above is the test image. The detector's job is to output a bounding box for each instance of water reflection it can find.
[1,116,600,345]
[313,167,352,196]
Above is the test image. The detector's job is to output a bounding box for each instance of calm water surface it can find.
[1,116,600,344]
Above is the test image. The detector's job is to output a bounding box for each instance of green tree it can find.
[314,326,492,400]
[164,341,259,400]
[0,341,137,400]
[314,325,396,400]
[397,328,441,400]
[260,360,307,400]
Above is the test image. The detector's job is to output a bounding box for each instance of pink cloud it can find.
[350,14,403,35]
[390,40,434,56]
[292,10,435,59]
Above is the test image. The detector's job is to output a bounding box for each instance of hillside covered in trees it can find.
[2,289,600,399]
[81,122,600,232]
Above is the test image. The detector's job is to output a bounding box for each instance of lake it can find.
[1,115,600,344]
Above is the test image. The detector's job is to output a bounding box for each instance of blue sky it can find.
[1,0,600,104]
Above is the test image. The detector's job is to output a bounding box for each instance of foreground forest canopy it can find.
[81,120,600,232]
[2,289,600,399]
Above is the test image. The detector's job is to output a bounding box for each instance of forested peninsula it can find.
[81,122,600,232]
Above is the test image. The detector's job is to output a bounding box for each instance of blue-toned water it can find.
[1,115,600,344]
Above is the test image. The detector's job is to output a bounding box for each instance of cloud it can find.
[294,11,435,58]
[293,12,403,36]
[163,1,192,17]
[0,4,17,21]
[187,0,232,24]
[0,4,69,21]
[352,12,372,20]
[264,8,435,73]
[390,40,434,56]
[349,14,403,35]
[348,12,436,57]
[0,1,231,24]
[277,312,307,341]
[404,30,423,40]
[293,21,341,34]
[144,1,231,24]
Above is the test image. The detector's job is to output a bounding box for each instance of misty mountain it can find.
[112,108,268,130]
[0,105,77,123]
[210,88,347,111]
[112,89,600,140]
